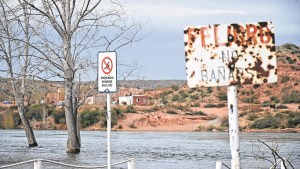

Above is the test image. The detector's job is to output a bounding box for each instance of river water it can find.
[0,130,299,169]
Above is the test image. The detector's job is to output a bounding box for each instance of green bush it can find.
[216,103,225,108]
[270,96,280,103]
[129,123,137,129]
[175,106,189,111]
[191,102,200,107]
[280,75,290,83]
[26,104,44,120]
[144,107,159,113]
[188,88,196,94]
[261,101,271,107]
[178,90,189,99]
[171,85,179,91]
[217,92,227,101]
[194,111,207,116]
[247,113,258,121]
[204,103,225,108]
[112,108,124,126]
[166,110,177,114]
[207,87,213,93]
[80,108,100,128]
[180,92,189,99]
[281,91,300,103]
[286,57,295,64]
[161,98,168,105]
[186,111,206,116]
[253,84,260,89]
[276,104,288,109]
[190,94,199,101]
[125,105,137,113]
[52,108,65,124]
[282,43,296,50]
[46,105,55,116]
[287,116,300,128]
[204,103,216,108]
[172,95,180,102]
[100,107,124,128]
[251,116,280,129]
[161,90,172,97]
[242,96,260,104]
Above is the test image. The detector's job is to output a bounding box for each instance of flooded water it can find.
[0,130,299,169]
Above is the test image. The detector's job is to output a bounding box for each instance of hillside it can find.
[0,43,300,132]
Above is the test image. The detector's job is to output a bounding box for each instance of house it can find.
[132,95,148,106]
[119,95,148,106]
[45,88,64,104]
[85,94,106,105]
[119,96,133,105]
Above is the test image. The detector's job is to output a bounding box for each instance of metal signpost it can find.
[98,51,117,169]
[184,21,276,169]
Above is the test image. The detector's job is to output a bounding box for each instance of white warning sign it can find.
[98,52,117,93]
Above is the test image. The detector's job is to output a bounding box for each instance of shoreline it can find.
[2,128,299,133]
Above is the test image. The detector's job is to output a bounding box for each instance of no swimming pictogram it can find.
[98,51,117,93]
[101,57,113,74]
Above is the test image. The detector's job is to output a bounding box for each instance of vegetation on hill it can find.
[0,44,299,131]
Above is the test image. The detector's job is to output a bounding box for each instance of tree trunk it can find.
[63,35,81,153]
[64,80,80,154]
[11,79,38,147]
[18,103,38,147]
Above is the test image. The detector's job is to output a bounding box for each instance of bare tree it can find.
[251,139,295,169]
[22,0,142,153]
[0,0,38,147]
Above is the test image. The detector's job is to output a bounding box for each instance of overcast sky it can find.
[117,0,300,80]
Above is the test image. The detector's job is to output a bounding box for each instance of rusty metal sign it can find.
[184,21,277,87]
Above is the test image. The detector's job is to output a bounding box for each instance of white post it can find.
[227,86,240,169]
[280,159,285,169]
[107,94,111,169]
[127,159,135,169]
[34,160,42,169]
[216,160,222,169]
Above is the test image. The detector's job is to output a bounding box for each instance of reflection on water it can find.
[0,130,299,169]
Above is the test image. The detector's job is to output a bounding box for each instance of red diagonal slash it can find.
[101,57,113,74]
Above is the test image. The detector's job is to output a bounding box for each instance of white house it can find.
[119,95,148,106]
[119,96,133,105]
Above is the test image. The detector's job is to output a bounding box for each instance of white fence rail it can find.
[0,158,135,169]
